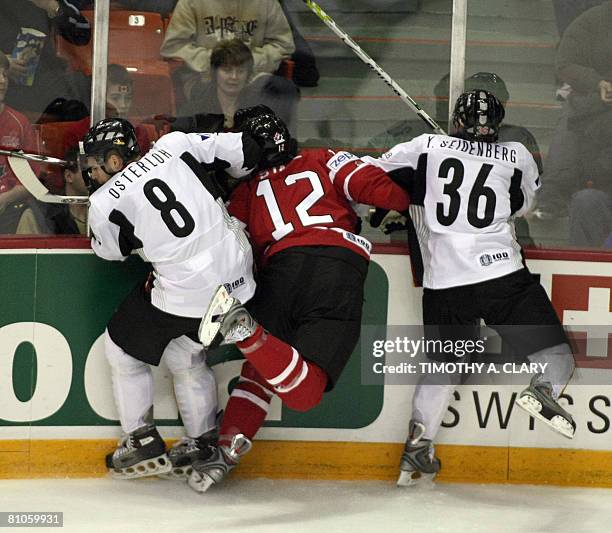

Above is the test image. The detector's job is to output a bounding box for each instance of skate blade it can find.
[397,469,436,488]
[187,470,216,493]
[158,465,194,480]
[516,394,575,439]
[199,285,233,348]
[109,453,172,480]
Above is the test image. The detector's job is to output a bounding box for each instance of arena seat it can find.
[37,121,82,157]
[129,64,176,117]
[56,10,165,75]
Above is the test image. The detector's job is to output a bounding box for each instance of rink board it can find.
[0,239,611,485]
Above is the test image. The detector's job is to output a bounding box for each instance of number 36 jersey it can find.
[365,134,540,289]
[88,131,257,317]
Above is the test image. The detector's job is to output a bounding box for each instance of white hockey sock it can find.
[411,373,458,441]
[163,336,218,438]
[104,330,154,434]
[527,343,575,399]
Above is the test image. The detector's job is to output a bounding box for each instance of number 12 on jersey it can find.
[256,171,333,240]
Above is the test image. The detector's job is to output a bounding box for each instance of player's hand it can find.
[380,210,408,234]
[6,57,28,81]
[598,80,612,104]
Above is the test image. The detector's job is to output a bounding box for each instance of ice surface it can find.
[1,477,611,533]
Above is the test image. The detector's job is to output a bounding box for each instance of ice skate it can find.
[199,285,257,349]
[397,420,441,487]
[516,375,576,439]
[160,426,219,480]
[188,434,252,493]
[105,424,172,479]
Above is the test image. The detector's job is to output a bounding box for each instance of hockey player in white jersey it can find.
[366,90,576,486]
[82,118,261,479]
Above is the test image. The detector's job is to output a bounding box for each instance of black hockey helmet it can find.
[82,117,140,163]
[452,89,505,142]
[234,105,297,169]
[465,72,510,104]
[80,118,140,190]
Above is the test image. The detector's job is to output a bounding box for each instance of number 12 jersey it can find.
[228,148,411,263]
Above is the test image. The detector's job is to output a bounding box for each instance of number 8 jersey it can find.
[88,131,258,317]
[365,133,540,289]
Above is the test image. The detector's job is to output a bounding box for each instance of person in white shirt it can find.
[366,90,576,487]
[82,118,260,479]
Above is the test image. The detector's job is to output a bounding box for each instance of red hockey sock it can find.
[236,327,328,412]
[219,362,273,446]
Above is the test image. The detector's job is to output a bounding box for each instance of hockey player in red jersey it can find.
[188,106,411,493]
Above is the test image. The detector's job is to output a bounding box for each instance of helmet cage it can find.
[452,90,505,142]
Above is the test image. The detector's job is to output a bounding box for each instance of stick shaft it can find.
[0,149,70,167]
[303,0,446,135]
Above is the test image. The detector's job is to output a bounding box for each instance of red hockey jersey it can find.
[0,105,38,193]
[228,148,410,262]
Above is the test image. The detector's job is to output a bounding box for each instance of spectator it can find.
[176,39,298,133]
[64,64,153,155]
[45,146,89,234]
[160,0,295,100]
[105,63,134,119]
[552,0,606,37]
[0,54,46,235]
[0,0,91,119]
[539,1,612,248]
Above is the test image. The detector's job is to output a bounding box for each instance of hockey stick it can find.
[302,0,446,135]
[7,155,89,204]
[0,148,71,167]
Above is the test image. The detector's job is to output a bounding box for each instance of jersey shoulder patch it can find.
[326,150,357,173]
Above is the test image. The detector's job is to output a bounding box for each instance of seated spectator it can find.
[160,0,295,100]
[538,1,612,248]
[0,54,46,235]
[105,63,135,118]
[64,64,153,154]
[175,39,298,134]
[0,0,91,120]
[45,146,89,234]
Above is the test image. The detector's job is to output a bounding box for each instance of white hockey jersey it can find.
[88,131,256,317]
[366,134,540,289]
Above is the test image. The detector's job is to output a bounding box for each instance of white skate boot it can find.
[199,285,258,349]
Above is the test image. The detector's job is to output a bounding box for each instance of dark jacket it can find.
[556,1,612,96]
